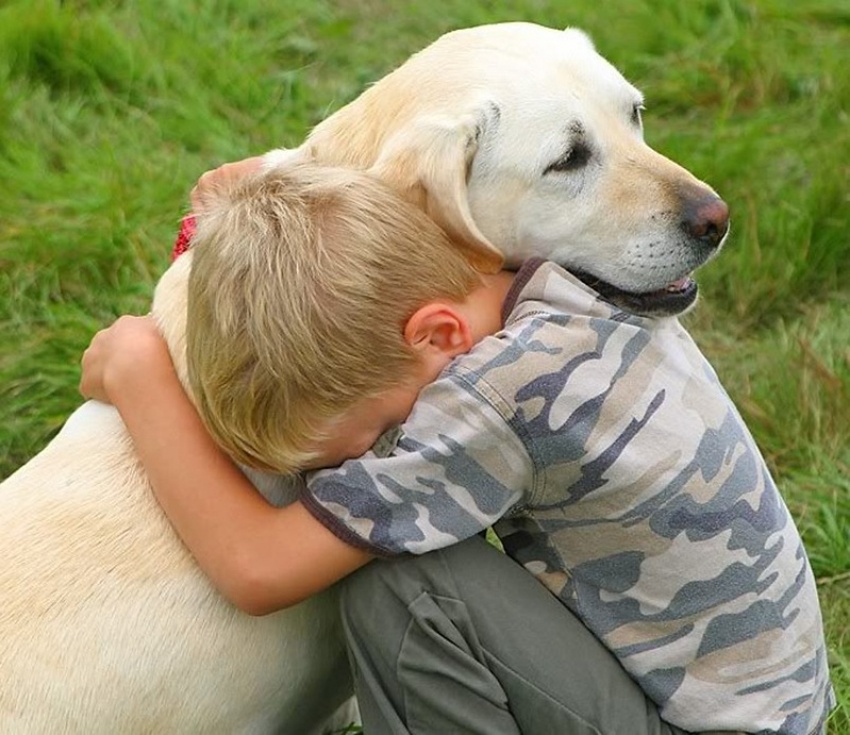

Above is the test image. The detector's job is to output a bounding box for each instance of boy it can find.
[81,161,833,734]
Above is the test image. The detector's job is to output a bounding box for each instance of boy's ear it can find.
[404,303,473,358]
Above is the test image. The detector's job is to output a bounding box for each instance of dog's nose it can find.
[683,196,730,249]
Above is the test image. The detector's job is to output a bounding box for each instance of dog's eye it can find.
[631,103,645,127]
[544,142,592,174]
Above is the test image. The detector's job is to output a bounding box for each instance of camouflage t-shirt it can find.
[304,260,834,735]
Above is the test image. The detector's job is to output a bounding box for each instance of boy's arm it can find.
[80,315,372,616]
[304,371,532,557]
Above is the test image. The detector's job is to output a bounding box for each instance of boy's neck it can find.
[461,271,517,344]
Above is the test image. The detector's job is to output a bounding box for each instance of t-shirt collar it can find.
[500,258,547,325]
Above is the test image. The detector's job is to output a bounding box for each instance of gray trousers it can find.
[339,535,690,735]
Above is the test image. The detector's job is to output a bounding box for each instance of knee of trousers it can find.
[338,554,421,635]
[338,539,493,635]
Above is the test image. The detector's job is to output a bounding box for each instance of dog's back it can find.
[0,255,352,734]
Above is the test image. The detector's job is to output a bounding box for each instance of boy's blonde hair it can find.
[186,162,482,474]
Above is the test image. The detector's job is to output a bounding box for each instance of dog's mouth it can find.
[571,271,698,317]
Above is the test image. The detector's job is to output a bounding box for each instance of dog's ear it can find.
[368,111,504,274]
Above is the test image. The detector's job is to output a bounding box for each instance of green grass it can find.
[1,0,847,730]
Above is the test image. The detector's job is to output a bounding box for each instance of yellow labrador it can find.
[0,22,728,733]
[293,21,728,317]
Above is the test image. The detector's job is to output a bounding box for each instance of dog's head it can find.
[286,22,730,317]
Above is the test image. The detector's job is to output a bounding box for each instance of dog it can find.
[0,22,728,733]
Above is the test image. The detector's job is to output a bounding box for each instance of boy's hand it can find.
[80,315,174,405]
[190,156,265,214]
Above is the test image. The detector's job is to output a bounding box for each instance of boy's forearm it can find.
[109,359,372,614]
[110,365,276,607]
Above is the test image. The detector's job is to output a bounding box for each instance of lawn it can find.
[1,0,847,730]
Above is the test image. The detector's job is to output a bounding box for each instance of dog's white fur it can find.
[0,23,725,733]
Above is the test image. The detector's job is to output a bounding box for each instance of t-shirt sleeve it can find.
[302,372,532,556]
